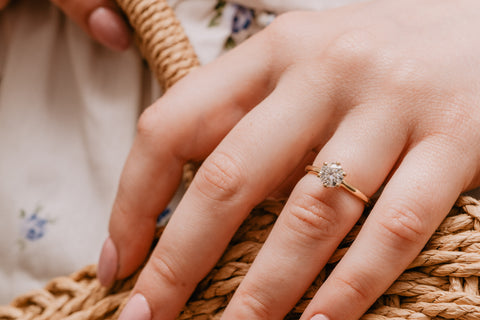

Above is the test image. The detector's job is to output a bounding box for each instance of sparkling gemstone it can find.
[319,162,345,187]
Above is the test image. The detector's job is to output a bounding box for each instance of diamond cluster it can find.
[319,162,345,187]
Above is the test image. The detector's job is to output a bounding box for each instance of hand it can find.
[50,0,131,51]
[98,0,480,319]
[0,0,9,10]
[1,1,130,50]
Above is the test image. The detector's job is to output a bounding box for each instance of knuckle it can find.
[193,151,245,202]
[333,275,371,303]
[136,102,179,146]
[234,288,273,319]
[387,57,433,100]
[147,253,186,289]
[429,100,476,139]
[323,29,379,72]
[285,189,339,242]
[378,202,427,245]
[137,105,163,138]
[265,11,309,41]
[263,11,315,61]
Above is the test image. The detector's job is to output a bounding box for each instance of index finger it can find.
[98,37,278,286]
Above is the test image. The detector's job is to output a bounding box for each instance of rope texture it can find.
[1,197,480,319]
[115,0,200,90]
[2,0,480,319]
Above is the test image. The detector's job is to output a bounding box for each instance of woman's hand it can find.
[98,0,480,319]
[50,0,131,51]
[1,0,131,50]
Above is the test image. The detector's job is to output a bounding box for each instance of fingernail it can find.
[88,7,131,51]
[311,315,330,320]
[98,237,118,286]
[119,294,152,320]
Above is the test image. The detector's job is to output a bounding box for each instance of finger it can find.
[268,149,318,200]
[99,37,277,286]
[302,138,468,320]
[50,0,131,51]
[0,0,9,10]
[221,105,407,319]
[122,71,338,320]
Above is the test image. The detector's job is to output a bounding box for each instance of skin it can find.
[1,0,131,51]
[6,0,480,319]
[99,0,480,319]
[103,1,480,319]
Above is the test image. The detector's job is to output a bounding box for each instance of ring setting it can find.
[305,162,371,205]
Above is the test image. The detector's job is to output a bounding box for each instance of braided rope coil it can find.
[115,0,200,90]
[1,197,480,319]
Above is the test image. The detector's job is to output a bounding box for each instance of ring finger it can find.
[221,104,407,319]
[124,71,340,320]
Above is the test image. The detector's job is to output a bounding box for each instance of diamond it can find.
[319,162,345,187]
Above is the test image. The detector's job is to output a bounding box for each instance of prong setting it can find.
[319,162,345,188]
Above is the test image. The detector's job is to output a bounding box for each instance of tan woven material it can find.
[115,0,202,184]
[115,0,200,90]
[2,1,480,319]
[1,197,480,319]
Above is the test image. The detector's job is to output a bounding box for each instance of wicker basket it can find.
[1,1,480,319]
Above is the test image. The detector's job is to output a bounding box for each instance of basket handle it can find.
[116,0,201,185]
[116,0,200,89]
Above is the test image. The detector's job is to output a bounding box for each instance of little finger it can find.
[302,139,468,320]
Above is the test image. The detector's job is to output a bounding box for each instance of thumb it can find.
[50,0,131,51]
[0,0,10,10]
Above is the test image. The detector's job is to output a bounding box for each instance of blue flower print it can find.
[21,213,48,241]
[209,1,276,49]
[232,5,254,34]
[156,208,172,226]
[18,206,55,250]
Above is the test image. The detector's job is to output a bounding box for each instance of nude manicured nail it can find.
[88,7,131,51]
[98,237,118,286]
[119,294,152,320]
[310,315,330,320]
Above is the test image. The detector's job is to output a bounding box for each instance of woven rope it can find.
[1,197,480,319]
[2,1,480,319]
[115,0,200,90]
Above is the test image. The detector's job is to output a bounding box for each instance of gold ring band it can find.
[305,162,371,205]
